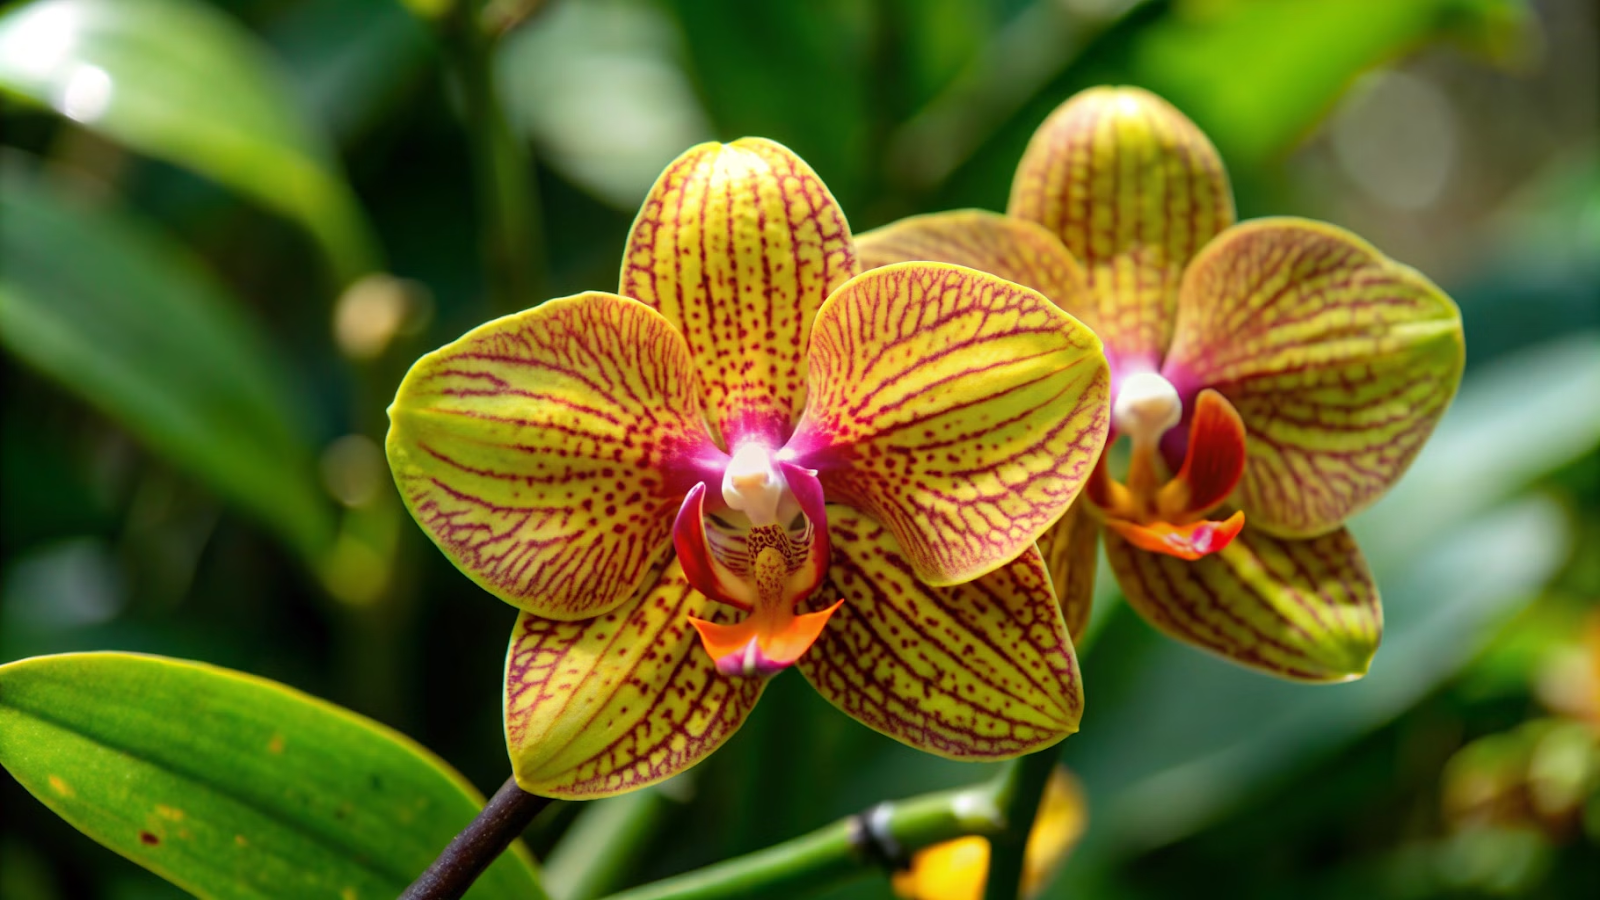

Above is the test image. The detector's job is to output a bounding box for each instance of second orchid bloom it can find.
[861,86,1465,683]
[388,139,1110,797]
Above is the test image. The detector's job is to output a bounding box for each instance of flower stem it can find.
[400,776,551,900]
[597,782,1011,900]
[982,745,1062,900]
[442,2,544,315]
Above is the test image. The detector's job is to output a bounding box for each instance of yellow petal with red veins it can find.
[796,507,1083,760]
[854,209,1091,319]
[1008,86,1234,370]
[1036,497,1099,640]
[1162,218,1466,538]
[504,558,763,799]
[1105,523,1380,682]
[387,292,723,620]
[621,138,858,448]
[790,262,1110,586]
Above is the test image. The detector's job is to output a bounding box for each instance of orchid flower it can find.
[386,139,1111,797]
[857,87,1465,682]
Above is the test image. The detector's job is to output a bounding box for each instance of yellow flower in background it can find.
[858,86,1465,682]
[892,767,1086,900]
[387,139,1110,798]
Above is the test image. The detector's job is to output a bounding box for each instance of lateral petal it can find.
[790,262,1111,586]
[796,507,1082,759]
[504,558,764,799]
[1008,86,1234,371]
[387,291,724,620]
[1105,523,1380,682]
[1036,497,1099,640]
[854,209,1092,319]
[621,138,858,448]
[1161,218,1466,537]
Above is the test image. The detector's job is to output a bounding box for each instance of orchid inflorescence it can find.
[386,85,1463,799]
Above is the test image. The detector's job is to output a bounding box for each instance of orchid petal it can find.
[504,559,764,799]
[855,209,1091,318]
[387,292,724,620]
[790,262,1111,586]
[1155,388,1247,522]
[1008,86,1234,371]
[796,507,1082,759]
[621,138,859,447]
[1162,218,1466,537]
[1036,497,1100,639]
[1105,523,1380,682]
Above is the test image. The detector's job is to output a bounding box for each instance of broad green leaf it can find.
[0,652,546,900]
[0,0,379,283]
[0,164,334,562]
[1129,0,1534,168]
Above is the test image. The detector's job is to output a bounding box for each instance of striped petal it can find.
[387,292,724,620]
[789,262,1111,586]
[1008,86,1234,372]
[1104,523,1380,682]
[1161,218,1466,537]
[504,558,764,799]
[1036,497,1099,640]
[796,507,1082,759]
[854,209,1091,319]
[621,138,859,448]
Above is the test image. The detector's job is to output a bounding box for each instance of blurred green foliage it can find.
[1,0,1595,898]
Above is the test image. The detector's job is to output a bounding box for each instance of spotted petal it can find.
[796,507,1082,759]
[1104,523,1380,682]
[504,559,763,799]
[855,209,1091,319]
[1008,86,1234,372]
[789,262,1111,586]
[1036,497,1099,640]
[621,138,858,448]
[1161,218,1466,537]
[387,292,724,620]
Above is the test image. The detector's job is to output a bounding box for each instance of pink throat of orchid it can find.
[673,443,838,678]
[1087,372,1248,561]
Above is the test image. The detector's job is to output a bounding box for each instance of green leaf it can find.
[0,0,380,283]
[1126,0,1534,169]
[0,652,546,900]
[0,164,334,562]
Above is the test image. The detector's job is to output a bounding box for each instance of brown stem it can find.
[400,776,551,900]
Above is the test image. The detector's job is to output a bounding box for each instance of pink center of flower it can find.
[676,444,838,678]
[1088,372,1248,561]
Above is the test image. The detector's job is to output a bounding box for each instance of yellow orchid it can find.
[858,87,1465,682]
[387,139,1111,798]
[891,767,1086,900]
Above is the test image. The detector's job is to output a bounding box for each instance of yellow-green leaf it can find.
[0,652,545,900]
[0,0,378,282]
[0,164,333,563]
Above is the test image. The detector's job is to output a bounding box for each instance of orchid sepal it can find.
[622,138,859,449]
[1162,217,1466,538]
[789,260,1111,587]
[796,507,1084,759]
[386,291,724,621]
[504,559,764,799]
[1105,523,1380,682]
